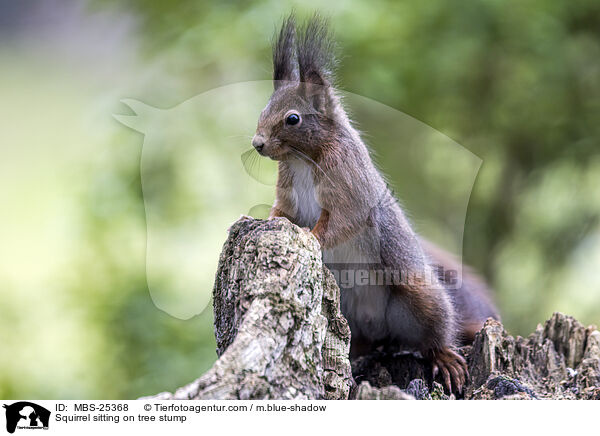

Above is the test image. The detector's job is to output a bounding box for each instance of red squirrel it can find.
[251,15,499,394]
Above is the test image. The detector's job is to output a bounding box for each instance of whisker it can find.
[227,134,255,140]
[241,148,260,181]
[287,145,337,188]
[258,151,262,177]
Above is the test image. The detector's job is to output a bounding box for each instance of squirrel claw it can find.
[430,347,469,395]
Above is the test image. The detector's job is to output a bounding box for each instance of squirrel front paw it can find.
[430,347,469,395]
[309,228,324,246]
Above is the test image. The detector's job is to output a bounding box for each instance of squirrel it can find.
[251,14,499,394]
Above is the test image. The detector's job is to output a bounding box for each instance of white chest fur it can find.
[288,159,321,228]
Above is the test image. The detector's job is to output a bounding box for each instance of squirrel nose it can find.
[252,135,265,152]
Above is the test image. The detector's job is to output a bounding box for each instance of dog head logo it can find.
[114,82,481,317]
[3,402,50,433]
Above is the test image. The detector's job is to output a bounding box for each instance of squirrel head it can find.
[253,14,343,161]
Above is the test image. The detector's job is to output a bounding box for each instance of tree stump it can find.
[143,217,600,400]
[143,217,352,400]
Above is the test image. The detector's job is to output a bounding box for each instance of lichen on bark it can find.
[142,217,600,400]
[143,216,352,400]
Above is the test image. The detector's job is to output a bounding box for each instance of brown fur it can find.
[252,14,499,394]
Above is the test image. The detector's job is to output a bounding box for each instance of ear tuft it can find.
[297,13,337,87]
[273,14,298,88]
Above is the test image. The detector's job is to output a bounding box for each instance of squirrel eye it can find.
[285,112,301,126]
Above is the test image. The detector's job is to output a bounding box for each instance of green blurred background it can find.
[1,0,599,399]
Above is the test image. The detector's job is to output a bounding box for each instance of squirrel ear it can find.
[299,72,331,114]
[296,14,337,114]
[273,15,299,89]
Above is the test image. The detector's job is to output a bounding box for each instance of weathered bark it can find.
[354,314,600,399]
[144,216,352,400]
[465,313,600,399]
[143,217,600,400]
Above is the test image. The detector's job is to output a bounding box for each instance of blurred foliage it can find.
[1,0,599,398]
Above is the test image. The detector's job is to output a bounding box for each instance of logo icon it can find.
[114,82,480,318]
[2,402,50,434]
